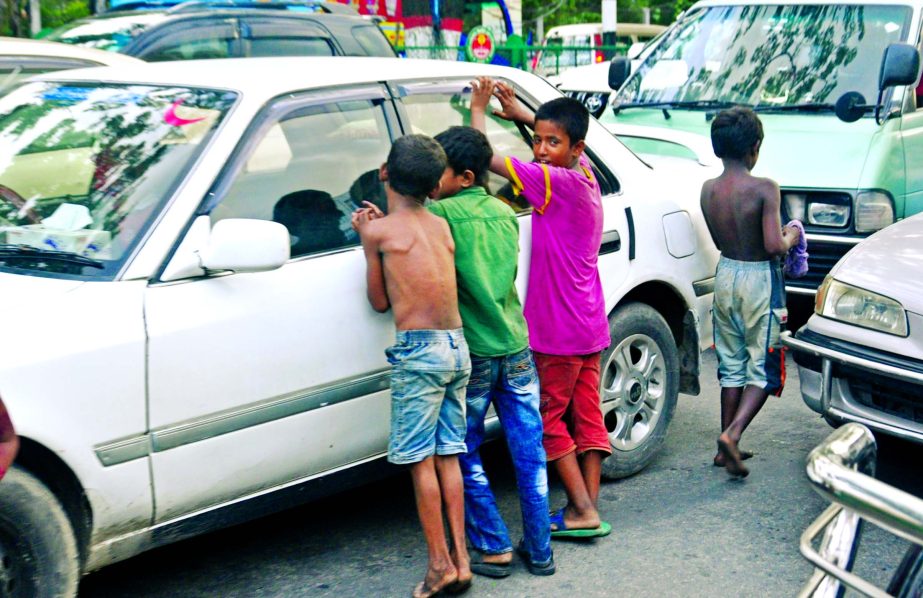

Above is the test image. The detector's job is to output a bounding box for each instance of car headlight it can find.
[855,190,894,233]
[808,202,850,227]
[781,191,851,228]
[815,276,908,336]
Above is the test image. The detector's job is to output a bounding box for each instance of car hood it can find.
[602,111,876,189]
[832,214,923,315]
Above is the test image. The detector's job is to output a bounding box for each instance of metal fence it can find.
[400,44,631,75]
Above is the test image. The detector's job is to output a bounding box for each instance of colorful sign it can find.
[465,26,495,63]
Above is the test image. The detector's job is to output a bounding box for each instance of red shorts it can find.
[534,352,612,461]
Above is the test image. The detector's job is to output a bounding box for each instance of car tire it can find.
[599,302,679,480]
[0,467,79,598]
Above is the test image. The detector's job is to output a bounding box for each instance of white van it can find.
[532,22,666,76]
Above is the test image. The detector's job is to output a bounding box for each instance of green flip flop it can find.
[549,508,613,538]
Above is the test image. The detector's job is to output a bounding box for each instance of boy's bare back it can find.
[366,208,462,331]
[701,169,788,261]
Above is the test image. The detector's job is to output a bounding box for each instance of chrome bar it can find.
[783,331,923,386]
[799,504,890,598]
[806,424,923,547]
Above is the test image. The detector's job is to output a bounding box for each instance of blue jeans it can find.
[460,348,552,564]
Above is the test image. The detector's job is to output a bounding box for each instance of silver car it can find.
[784,212,923,443]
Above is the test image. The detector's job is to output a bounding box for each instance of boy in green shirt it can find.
[429,126,554,577]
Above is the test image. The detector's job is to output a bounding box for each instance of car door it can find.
[144,85,397,522]
[131,17,242,61]
[239,15,338,57]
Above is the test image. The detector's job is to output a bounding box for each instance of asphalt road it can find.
[80,351,923,597]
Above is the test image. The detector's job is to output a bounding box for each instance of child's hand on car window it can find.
[351,201,383,233]
[492,81,529,124]
[470,76,496,113]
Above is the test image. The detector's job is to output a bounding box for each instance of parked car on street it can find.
[600,0,923,302]
[0,56,716,595]
[784,211,923,443]
[44,1,395,60]
[799,423,923,597]
[0,37,142,94]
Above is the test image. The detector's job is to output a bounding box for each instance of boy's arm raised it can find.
[352,211,390,312]
[470,77,530,177]
[761,180,798,255]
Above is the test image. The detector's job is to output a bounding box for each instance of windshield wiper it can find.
[612,100,746,119]
[0,244,104,269]
[753,103,837,113]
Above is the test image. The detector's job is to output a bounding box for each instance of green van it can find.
[602,0,923,300]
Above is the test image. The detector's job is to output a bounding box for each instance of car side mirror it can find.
[199,219,290,273]
[609,56,631,91]
[879,42,920,90]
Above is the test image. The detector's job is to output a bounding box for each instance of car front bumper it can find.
[783,329,923,444]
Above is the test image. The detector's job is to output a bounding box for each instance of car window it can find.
[352,24,395,57]
[211,95,391,259]
[141,25,237,61]
[399,87,536,212]
[0,58,102,96]
[248,36,334,57]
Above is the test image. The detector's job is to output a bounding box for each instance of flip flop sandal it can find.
[515,539,556,576]
[550,508,613,539]
[469,550,511,579]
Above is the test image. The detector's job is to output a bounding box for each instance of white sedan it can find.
[0,56,716,595]
[0,37,141,94]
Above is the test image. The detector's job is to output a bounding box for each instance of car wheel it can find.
[599,302,679,480]
[0,467,79,598]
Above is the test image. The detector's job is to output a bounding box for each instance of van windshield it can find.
[619,4,913,108]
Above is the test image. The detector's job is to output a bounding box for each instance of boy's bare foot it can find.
[717,434,749,478]
[551,505,600,532]
[412,566,458,598]
[713,449,753,467]
[448,549,473,591]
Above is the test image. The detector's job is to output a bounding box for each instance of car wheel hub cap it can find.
[601,333,667,451]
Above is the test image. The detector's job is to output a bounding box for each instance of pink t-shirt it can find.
[506,154,610,355]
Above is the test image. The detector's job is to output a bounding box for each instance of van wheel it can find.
[0,467,79,598]
[599,302,679,480]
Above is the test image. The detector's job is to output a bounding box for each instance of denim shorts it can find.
[713,256,787,395]
[385,328,471,465]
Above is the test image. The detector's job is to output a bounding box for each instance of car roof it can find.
[34,56,536,100]
[0,36,144,66]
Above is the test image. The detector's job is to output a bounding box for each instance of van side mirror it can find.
[879,42,921,90]
[609,56,631,91]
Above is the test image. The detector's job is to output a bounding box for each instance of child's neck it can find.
[386,190,425,213]
[721,157,753,175]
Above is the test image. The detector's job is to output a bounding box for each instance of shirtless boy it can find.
[700,107,800,478]
[352,134,472,597]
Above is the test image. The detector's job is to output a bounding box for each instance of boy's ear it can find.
[571,139,587,160]
[429,180,443,199]
[460,169,477,188]
[379,163,388,182]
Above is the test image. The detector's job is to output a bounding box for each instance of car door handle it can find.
[600,230,621,255]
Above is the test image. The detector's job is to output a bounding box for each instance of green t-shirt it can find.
[428,186,529,357]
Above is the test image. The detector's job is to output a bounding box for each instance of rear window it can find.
[352,25,395,57]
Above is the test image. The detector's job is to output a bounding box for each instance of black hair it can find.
[434,126,493,189]
[534,96,589,144]
[385,134,447,202]
[710,107,764,160]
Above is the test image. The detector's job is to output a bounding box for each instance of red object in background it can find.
[0,397,18,482]
[594,32,604,63]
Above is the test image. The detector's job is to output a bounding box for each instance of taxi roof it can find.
[0,36,144,66]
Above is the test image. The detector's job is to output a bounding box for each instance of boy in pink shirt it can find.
[470,77,612,538]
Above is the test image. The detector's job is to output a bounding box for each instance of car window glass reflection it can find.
[212,98,391,258]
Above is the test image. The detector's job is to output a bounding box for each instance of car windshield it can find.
[618,4,913,108]
[0,82,236,279]
[45,13,164,51]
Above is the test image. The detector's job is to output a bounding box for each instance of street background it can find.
[80,351,923,597]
